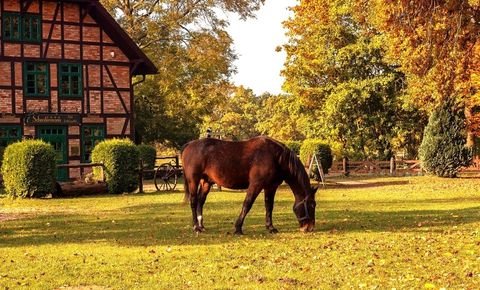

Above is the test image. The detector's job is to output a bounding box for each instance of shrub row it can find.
[91,139,155,194]
[1,140,56,198]
[1,139,156,198]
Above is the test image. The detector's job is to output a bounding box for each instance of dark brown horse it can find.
[181,136,317,235]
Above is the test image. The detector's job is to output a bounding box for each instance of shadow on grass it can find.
[1,194,479,248]
[324,180,410,189]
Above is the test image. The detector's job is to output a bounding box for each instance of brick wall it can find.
[0,0,134,138]
[0,0,138,180]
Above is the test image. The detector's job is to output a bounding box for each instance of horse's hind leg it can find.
[264,186,279,234]
[234,183,263,235]
[196,179,211,231]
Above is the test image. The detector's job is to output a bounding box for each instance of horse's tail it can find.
[181,142,190,204]
[183,178,190,204]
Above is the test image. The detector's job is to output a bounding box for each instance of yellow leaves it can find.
[424,282,436,289]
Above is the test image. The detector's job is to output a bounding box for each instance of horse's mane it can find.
[276,140,311,191]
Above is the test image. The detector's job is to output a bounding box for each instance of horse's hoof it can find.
[193,225,204,233]
[269,228,279,234]
[234,230,244,235]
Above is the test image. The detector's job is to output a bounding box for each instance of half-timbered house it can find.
[0,0,157,180]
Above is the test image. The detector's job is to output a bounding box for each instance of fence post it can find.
[138,160,144,193]
[390,156,396,175]
[100,164,105,182]
[342,157,349,176]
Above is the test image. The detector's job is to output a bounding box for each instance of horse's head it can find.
[293,186,317,232]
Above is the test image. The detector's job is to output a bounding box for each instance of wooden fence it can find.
[326,157,480,176]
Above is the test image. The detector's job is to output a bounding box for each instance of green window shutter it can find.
[24,62,50,97]
[2,13,22,41]
[58,63,83,98]
[81,125,105,163]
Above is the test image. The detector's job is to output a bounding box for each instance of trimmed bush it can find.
[300,139,333,177]
[92,138,139,194]
[1,140,56,198]
[419,99,472,177]
[283,140,302,155]
[137,144,156,170]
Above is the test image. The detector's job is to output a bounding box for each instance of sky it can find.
[226,0,297,95]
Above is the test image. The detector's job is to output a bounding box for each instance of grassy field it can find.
[0,176,479,289]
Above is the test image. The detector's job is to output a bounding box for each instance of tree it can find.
[101,0,265,146]
[370,0,480,118]
[255,93,307,141]
[201,86,261,140]
[282,0,419,159]
[419,99,472,177]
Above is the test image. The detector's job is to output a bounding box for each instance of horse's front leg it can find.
[187,179,202,233]
[235,184,262,235]
[196,179,211,232]
[264,186,279,234]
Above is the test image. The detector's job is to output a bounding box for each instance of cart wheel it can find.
[154,162,178,191]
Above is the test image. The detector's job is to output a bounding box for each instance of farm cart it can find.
[153,156,182,191]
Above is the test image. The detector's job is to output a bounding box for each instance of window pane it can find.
[37,64,46,72]
[72,78,79,95]
[0,126,21,147]
[82,126,104,162]
[13,17,20,39]
[10,128,19,137]
[4,17,12,38]
[32,18,39,37]
[59,64,82,97]
[23,18,31,39]
[37,74,46,94]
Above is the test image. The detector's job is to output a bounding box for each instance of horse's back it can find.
[182,137,285,188]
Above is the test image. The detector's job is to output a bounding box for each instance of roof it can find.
[67,0,158,75]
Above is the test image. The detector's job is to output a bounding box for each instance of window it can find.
[58,63,83,98]
[24,62,50,97]
[2,13,41,42]
[82,125,105,162]
[0,125,21,154]
[22,14,41,42]
[2,13,21,41]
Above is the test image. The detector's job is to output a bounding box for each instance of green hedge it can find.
[283,140,302,155]
[419,99,472,177]
[137,144,156,170]
[1,140,56,198]
[92,138,139,194]
[300,139,333,177]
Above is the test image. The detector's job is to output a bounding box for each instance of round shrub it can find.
[92,138,140,194]
[300,139,333,177]
[137,144,156,170]
[283,140,302,155]
[1,140,56,198]
[419,99,472,177]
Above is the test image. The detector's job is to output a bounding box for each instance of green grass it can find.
[1,176,479,289]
